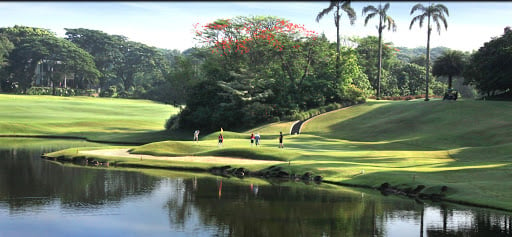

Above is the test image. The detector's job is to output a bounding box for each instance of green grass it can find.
[131,99,512,211]
[130,138,298,161]
[0,94,184,143]
[12,94,512,211]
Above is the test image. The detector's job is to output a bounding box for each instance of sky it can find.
[1,1,511,53]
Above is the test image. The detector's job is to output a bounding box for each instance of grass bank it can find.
[0,94,184,143]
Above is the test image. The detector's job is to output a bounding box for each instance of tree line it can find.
[0,3,510,131]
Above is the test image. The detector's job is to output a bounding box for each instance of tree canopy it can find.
[174,16,368,132]
[0,26,99,93]
[464,27,512,97]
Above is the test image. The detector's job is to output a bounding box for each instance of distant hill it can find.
[395,46,450,63]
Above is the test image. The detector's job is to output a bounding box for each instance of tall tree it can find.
[0,35,13,68]
[316,1,356,79]
[65,28,126,90]
[362,2,396,99]
[464,27,512,97]
[175,16,367,131]
[432,50,466,90]
[354,36,397,95]
[409,3,449,101]
[1,26,99,92]
[0,35,14,91]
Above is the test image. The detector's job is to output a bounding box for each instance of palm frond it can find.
[362,5,378,15]
[409,15,424,29]
[383,2,390,12]
[410,3,425,15]
[386,16,397,31]
[434,17,442,35]
[435,4,450,17]
[364,12,377,26]
[438,15,448,30]
[316,1,337,22]
[341,1,357,25]
[432,15,448,34]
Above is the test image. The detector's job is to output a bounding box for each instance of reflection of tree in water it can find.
[165,177,512,237]
[3,145,511,235]
[425,205,512,236]
[164,177,197,231]
[0,148,160,213]
[378,202,512,236]
[164,178,386,236]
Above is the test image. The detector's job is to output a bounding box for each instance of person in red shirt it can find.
[218,133,224,147]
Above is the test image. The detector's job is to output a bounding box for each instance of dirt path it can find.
[80,149,284,165]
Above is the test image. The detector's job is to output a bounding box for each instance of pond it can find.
[0,138,511,237]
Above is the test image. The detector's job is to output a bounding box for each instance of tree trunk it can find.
[335,4,340,80]
[377,24,383,99]
[448,75,452,89]
[425,15,431,101]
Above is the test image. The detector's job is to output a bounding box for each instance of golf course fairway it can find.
[4,94,512,211]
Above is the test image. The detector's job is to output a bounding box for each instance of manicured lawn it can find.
[130,99,512,211]
[15,94,512,211]
[0,94,183,143]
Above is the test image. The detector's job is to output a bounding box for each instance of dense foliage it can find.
[464,27,512,97]
[355,36,445,97]
[0,26,99,93]
[2,11,511,130]
[173,16,369,132]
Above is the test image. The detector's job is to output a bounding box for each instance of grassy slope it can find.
[131,99,512,210]
[0,94,185,143]
[18,94,512,210]
[300,99,512,210]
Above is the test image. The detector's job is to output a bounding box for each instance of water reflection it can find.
[161,176,512,237]
[0,139,511,236]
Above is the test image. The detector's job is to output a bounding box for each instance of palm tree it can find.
[410,3,449,101]
[432,50,465,90]
[316,1,356,79]
[362,2,397,99]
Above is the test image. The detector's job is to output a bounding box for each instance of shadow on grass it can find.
[307,100,512,151]
[288,134,440,152]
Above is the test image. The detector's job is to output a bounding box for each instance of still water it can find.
[0,138,511,237]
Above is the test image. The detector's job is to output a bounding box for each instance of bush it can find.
[100,86,117,97]
[270,116,280,123]
[343,84,366,104]
[27,87,52,95]
[165,114,180,130]
[26,87,90,96]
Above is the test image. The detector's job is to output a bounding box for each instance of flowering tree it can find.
[174,16,367,131]
[193,16,327,109]
[194,17,319,56]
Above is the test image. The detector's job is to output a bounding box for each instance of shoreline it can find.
[41,147,512,213]
[0,134,146,145]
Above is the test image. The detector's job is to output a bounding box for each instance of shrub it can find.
[270,116,280,123]
[26,87,97,96]
[27,87,52,95]
[343,84,366,104]
[165,114,180,130]
[100,86,117,97]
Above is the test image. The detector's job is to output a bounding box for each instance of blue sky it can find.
[1,1,511,52]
